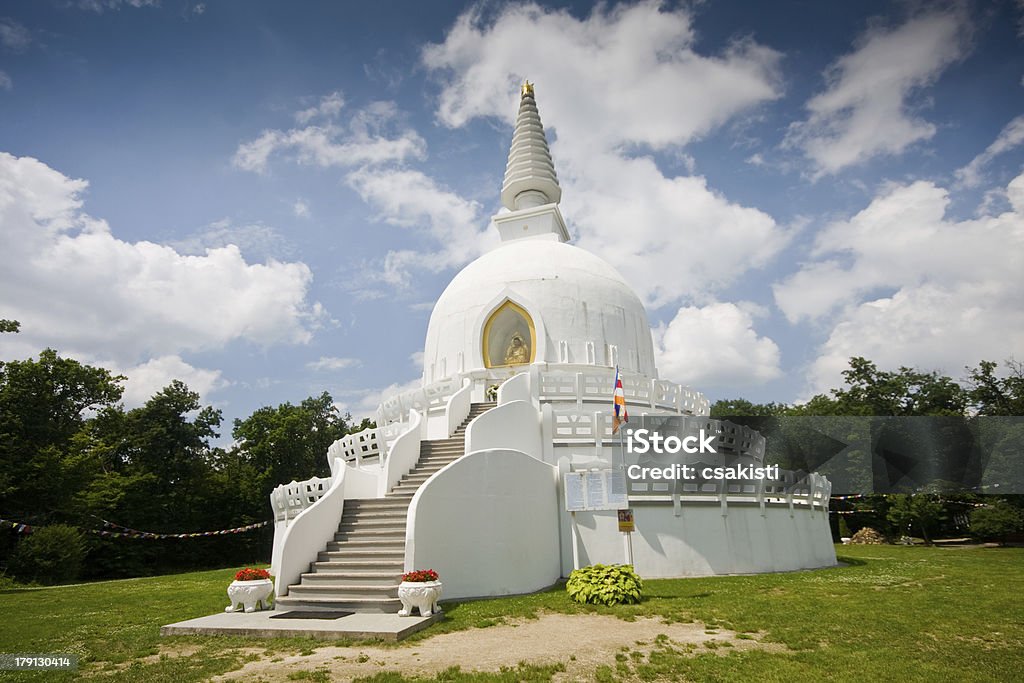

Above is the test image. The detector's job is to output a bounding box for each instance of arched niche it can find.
[482,300,536,369]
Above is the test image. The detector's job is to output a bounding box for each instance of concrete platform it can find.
[160,610,443,642]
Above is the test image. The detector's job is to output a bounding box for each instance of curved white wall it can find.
[405,448,560,600]
[465,400,542,458]
[570,503,836,577]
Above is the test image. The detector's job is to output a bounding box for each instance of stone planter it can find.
[397,580,443,617]
[225,578,274,613]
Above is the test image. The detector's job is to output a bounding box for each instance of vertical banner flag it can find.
[612,366,628,434]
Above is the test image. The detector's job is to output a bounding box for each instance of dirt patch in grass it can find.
[211,612,784,682]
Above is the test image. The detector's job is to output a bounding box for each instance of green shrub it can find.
[970,500,1024,545]
[566,563,643,606]
[8,524,86,585]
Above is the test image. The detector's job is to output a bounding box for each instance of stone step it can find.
[407,462,451,471]
[334,530,406,542]
[318,549,405,561]
[399,473,435,483]
[311,559,404,572]
[325,538,404,550]
[300,571,401,586]
[342,511,409,524]
[346,500,412,510]
[287,584,400,600]
[342,518,409,528]
[390,485,425,495]
[274,596,402,613]
[337,528,405,540]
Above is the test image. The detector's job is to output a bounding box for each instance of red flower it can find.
[235,567,271,581]
[401,569,439,582]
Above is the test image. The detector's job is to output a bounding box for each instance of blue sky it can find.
[1,0,1023,429]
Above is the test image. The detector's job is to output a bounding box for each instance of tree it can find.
[710,398,789,418]
[0,319,19,334]
[828,357,967,416]
[887,494,944,544]
[965,360,1024,416]
[0,349,124,518]
[969,500,1024,545]
[228,392,355,517]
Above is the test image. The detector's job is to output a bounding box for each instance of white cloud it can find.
[295,90,345,124]
[233,101,425,174]
[293,198,310,218]
[654,303,782,387]
[422,1,789,307]
[0,70,10,90]
[956,115,1024,188]
[306,356,360,371]
[345,167,497,288]
[115,355,227,408]
[565,150,789,308]
[784,6,971,177]
[0,152,324,371]
[774,172,1024,394]
[423,2,782,149]
[0,19,31,52]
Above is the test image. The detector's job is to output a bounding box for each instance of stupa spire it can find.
[500,81,562,212]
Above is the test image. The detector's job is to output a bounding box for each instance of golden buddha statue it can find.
[504,333,530,365]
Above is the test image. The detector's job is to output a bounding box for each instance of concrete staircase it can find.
[275,401,496,613]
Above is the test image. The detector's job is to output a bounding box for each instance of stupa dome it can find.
[421,235,657,383]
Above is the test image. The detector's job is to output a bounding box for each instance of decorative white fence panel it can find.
[270,475,332,523]
[328,426,384,467]
[536,367,707,416]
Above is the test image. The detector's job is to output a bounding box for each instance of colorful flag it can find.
[612,366,628,434]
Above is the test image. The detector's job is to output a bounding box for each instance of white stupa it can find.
[269,83,836,612]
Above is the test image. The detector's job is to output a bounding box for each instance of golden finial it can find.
[521,80,534,98]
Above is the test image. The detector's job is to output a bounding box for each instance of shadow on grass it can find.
[834,555,868,567]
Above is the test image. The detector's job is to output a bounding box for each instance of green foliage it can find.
[566,563,643,606]
[797,357,968,416]
[965,359,1024,416]
[8,524,85,584]
[710,398,789,417]
[887,494,944,544]
[0,319,19,333]
[228,392,355,517]
[0,349,125,517]
[970,500,1024,544]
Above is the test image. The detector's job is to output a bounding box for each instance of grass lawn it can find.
[0,545,1022,681]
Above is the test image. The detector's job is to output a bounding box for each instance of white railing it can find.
[270,475,333,523]
[548,406,764,458]
[379,377,461,425]
[535,366,709,415]
[328,426,383,471]
[374,366,709,431]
